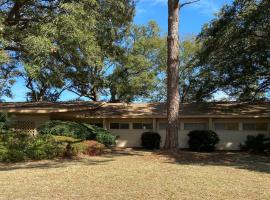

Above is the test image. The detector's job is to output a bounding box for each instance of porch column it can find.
[152,118,157,132]
[103,118,108,129]
[209,118,213,130]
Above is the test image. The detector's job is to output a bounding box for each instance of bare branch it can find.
[180,0,200,9]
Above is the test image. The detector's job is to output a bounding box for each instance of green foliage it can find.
[240,134,270,155]
[0,0,135,101]
[37,120,115,146]
[0,113,8,130]
[83,123,116,146]
[197,0,270,101]
[37,120,93,139]
[0,132,64,162]
[141,132,161,150]
[148,36,210,103]
[52,136,105,157]
[188,130,220,152]
[107,21,165,102]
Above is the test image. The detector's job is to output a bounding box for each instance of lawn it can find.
[0,150,269,200]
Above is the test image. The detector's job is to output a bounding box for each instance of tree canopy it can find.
[197,0,270,101]
[0,0,135,101]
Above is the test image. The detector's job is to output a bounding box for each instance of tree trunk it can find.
[164,0,180,149]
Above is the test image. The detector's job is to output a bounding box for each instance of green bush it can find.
[0,113,8,132]
[240,134,270,155]
[52,136,105,157]
[37,120,92,139]
[37,120,116,146]
[141,132,161,150]
[188,130,220,152]
[0,132,65,162]
[83,124,115,146]
[53,136,82,158]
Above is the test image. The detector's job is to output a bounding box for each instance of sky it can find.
[5,0,232,102]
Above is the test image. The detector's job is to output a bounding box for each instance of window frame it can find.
[242,123,269,131]
[110,123,130,130]
[132,123,153,130]
[159,123,168,130]
[183,123,209,131]
[214,122,239,131]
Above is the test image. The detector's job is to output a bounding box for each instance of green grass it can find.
[0,150,269,200]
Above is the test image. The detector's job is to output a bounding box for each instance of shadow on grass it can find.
[153,150,270,174]
[0,148,146,171]
[1,148,269,174]
[0,158,114,171]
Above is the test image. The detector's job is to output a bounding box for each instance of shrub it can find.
[141,132,161,150]
[37,120,92,139]
[188,130,220,152]
[53,136,82,158]
[240,134,270,154]
[37,120,115,146]
[26,134,65,160]
[0,132,65,162]
[83,124,115,146]
[82,141,105,156]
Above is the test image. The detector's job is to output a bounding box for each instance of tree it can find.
[165,0,181,149]
[0,0,135,101]
[165,0,199,149]
[152,36,215,103]
[198,0,270,101]
[106,21,165,102]
[0,23,18,101]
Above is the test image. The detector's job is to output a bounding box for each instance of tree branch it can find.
[180,0,200,9]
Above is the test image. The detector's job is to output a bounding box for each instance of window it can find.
[184,123,208,131]
[214,123,239,131]
[159,123,168,130]
[110,123,129,129]
[243,123,268,131]
[133,123,153,130]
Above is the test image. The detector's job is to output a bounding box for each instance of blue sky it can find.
[5,0,232,102]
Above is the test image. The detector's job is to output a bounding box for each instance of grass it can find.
[0,149,269,200]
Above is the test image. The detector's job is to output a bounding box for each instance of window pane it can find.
[256,123,268,131]
[215,123,238,131]
[133,123,153,129]
[243,123,256,131]
[144,123,153,129]
[184,123,208,130]
[243,123,268,131]
[133,123,143,129]
[159,123,168,130]
[119,123,129,129]
[110,123,119,129]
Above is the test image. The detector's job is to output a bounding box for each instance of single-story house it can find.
[1,101,270,150]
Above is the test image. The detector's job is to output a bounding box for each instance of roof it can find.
[1,101,270,118]
[0,101,105,113]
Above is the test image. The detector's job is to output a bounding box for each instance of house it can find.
[1,101,270,150]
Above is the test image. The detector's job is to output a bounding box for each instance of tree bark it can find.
[164,0,180,149]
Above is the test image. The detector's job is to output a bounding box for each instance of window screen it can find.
[133,123,153,130]
[110,123,129,129]
[214,123,239,131]
[184,123,208,130]
[243,123,268,131]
